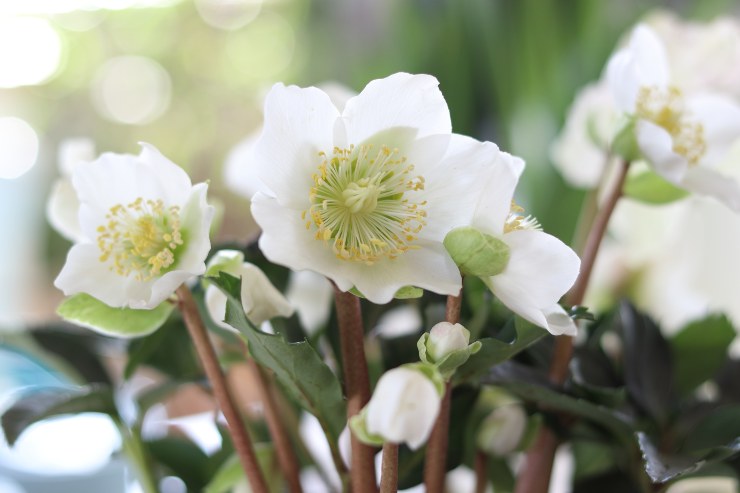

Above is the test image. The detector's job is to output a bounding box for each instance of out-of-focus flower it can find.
[476,403,528,456]
[373,304,422,339]
[607,24,740,211]
[285,270,334,336]
[355,364,444,450]
[204,249,294,330]
[459,156,580,336]
[425,321,470,361]
[54,143,214,309]
[665,477,738,493]
[249,73,506,303]
[46,137,96,242]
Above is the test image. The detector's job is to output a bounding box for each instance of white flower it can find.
[249,73,504,303]
[205,249,294,330]
[373,304,422,339]
[46,137,96,242]
[666,477,738,493]
[470,154,581,336]
[365,365,442,450]
[607,24,740,211]
[476,404,528,456]
[285,270,334,336]
[54,143,214,309]
[426,321,470,361]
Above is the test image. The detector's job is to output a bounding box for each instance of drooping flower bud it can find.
[476,404,528,456]
[426,322,470,361]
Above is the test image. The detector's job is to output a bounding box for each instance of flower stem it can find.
[379,442,399,493]
[474,450,488,493]
[249,358,304,493]
[515,159,631,493]
[117,421,158,493]
[333,286,377,493]
[423,291,463,493]
[176,285,269,493]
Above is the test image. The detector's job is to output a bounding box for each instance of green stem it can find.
[116,420,159,493]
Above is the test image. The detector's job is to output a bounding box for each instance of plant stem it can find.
[474,450,488,493]
[117,421,159,493]
[423,291,463,493]
[515,159,631,493]
[176,285,269,493]
[379,443,399,493]
[249,358,304,493]
[333,286,377,493]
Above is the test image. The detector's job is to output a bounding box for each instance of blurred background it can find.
[2,0,740,491]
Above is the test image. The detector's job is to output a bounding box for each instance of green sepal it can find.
[443,227,510,277]
[417,332,482,380]
[623,170,689,204]
[57,293,174,338]
[611,117,641,162]
[349,407,385,447]
[350,285,424,299]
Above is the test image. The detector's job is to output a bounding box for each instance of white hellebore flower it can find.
[205,249,294,330]
[607,24,740,211]
[54,143,214,309]
[470,156,581,336]
[365,365,442,450]
[249,72,505,303]
[476,404,528,456]
[427,321,470,361]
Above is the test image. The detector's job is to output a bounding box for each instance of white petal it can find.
[687,93,740,167]
[58,137,95,176]
[238,263,295,325]
[628,25,670,87]
[542,304,577,337]
[137,142,193,205]
[205,284,230,330]
[173,183,214,278]
[253,83,341,209]
[47,178,84,242]
[223,131,264,200]
[342,73,451,146]
[681,167,740,212]
[285,270,334,336]
[636,120,688,183]
[489,230,580,334]
[316,81,357,113]
[470,149,525,236]
[606,50,641,112]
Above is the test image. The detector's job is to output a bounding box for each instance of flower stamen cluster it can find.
[97,197,183,281]
[504,202,542,233]
[635,85,706,166]
[303,144,427,265]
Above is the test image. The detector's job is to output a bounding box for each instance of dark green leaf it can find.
[30,326,112,385]
[2,385,117,446]
[671,315,735,394]
[681,405,740,453]
[208,273,347,449]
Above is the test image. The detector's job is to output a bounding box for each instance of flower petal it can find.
[636,120,688,183]
[342,73,452,146]
[489,230,580,335]
[542,304,577,337]
[138,142,194,205]
[470,149,525,236]
[681,166,740,212]
[47,178,84,242]
[687,93,740,167]
[252,83,341,208]
[223,131,263,200]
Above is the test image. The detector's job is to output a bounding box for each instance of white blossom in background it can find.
[607,24,740,211]
[365,365,442,449]
[426,321,470,361]
[476,404,528,456]
[46,137,96,242]
[204,250,294,330]
[665,477,738,493]
[285,270,334,336]
[54,143,214,309]
[373,304,422,339]
[469,154,580,336]
[249,73,510,303]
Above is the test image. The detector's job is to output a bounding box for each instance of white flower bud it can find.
[365,366,442,450]
[427,322,470,361]
[476,404,528,456]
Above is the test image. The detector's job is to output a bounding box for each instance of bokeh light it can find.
[195,0,263,30]
[0,118,40,180]
[91,56,172,125]
[0,17,62,88]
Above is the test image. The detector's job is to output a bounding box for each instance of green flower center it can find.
[636,85,706,166]
[96,197,184,281]
[304,145,427,265]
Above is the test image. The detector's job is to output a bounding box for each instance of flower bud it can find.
[427,322,470,361]
[476,404,528,456]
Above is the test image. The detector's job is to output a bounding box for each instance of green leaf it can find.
[1,385,117,446]
[208,273,347,449]
[204,445,278,493]
[443,227,510,277]
[611,117,641,162]
[623,170,689,205]
[350,285,423,299]
[349,407,384,447]
[671,315,735,394]
[454,317,547,384]
[57,293,174,338]
[681,405,740,453]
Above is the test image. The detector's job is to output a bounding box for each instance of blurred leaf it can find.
[617,302,675,426]
[573,440,619,481]
[204,454,243,493]
[681,405,740,453]
[30,326,111,385]
[623,170,689,205]
[125,314,201,380]
[487,457,515,493]
[2,385,117,446]
[147,436,212,490]
[671,315,734,394]
[455,317,547,384]
[209,273,347,449]
[57,293,174,338]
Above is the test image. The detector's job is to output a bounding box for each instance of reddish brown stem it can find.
[516,159,631,493]
[474,449,488,493]
[423,291,463,493]
[333,287,377,493]
[249,359,303,493]
[379,443,399,493]
[176,285,269,493]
